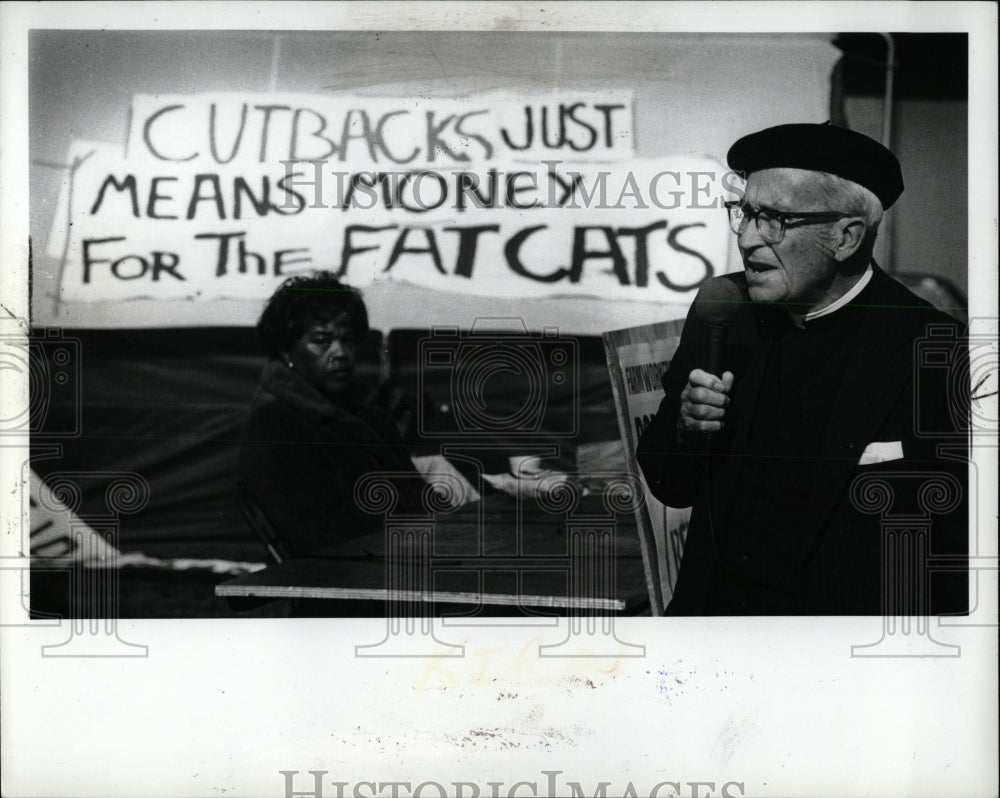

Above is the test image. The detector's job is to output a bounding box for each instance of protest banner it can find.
[46,91,739,304]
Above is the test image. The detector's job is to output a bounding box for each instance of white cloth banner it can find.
[45,92,739,304]
[125,91,637,166]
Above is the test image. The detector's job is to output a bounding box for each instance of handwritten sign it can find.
[47,92,739,303]
[603,319,691,613]
[126,92,635,166]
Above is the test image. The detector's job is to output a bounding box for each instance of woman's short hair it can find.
[257,271,369,359]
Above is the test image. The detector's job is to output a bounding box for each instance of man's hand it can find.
[676,369,734,444]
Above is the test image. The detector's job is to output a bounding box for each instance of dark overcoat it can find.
[239,361,421,556]
[637,266,968,615]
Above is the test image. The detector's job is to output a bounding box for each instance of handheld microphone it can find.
[691,277,745,589]
[692,277,744,378]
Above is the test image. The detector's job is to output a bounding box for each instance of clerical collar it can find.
[789,264,873,329]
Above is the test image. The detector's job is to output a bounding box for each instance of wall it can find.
[844,96,968,293]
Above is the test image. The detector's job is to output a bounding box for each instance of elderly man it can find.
[637,123,967,615]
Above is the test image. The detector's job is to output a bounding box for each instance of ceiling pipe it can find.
[879,33,897,273]
[879,33,896,148]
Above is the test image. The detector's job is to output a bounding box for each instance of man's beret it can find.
[727,122,904,209]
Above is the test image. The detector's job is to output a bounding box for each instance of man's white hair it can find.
[812,171,885,240]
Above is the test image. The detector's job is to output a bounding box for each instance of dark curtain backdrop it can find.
[30,327,619,562]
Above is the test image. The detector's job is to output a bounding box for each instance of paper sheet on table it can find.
[481,470,569,499]
[410,454,481,507]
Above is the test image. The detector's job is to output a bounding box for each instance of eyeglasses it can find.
[724,201,853,244]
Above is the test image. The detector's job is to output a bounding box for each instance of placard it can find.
[603,318,691,614]
[45,89,738,303]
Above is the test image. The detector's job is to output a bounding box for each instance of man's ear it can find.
[832,217,868,262]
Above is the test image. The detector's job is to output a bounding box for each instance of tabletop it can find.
[216,489,650,614]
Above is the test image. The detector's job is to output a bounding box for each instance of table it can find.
[216,491,650,615]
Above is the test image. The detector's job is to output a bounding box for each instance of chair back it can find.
[237,482,293,563]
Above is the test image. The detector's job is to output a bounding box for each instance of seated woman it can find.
[239,271,422,556]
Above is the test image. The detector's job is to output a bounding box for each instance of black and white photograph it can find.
[1,2,997,797]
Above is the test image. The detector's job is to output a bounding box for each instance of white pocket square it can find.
[858,440,904,465]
